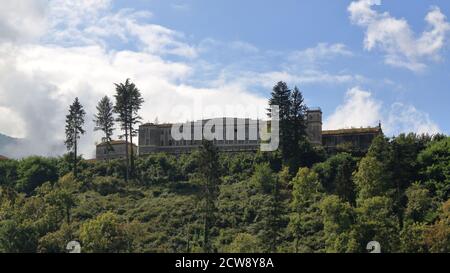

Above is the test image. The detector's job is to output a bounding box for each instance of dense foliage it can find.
[0,133,449,253]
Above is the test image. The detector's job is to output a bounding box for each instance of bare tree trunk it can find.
[125,125,129,182]
[74,130,78,178]
[129,123,135,179]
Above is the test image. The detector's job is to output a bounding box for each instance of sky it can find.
[0,0,449,158]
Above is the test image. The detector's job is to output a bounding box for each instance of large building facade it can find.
[138,118,261,154]
[137,108,382,156]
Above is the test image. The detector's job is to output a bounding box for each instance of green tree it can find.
[320,195,357,253]
[64,97,86,178]
[367,135,393,164]
[425,199,450,252]
[251,163,276,194]
[288,167,324,252]
[127,82,144,178]
[400,222,429,253]
[268,82,291,161]
[418,137,450,202]
[94,96,115,152]
[224,233,262,253]
[45,188,76,224]
[391,133,427,222]
[114,79,144,180]
[287,87,308,168]
[16,157,58,194]
[38,223,76,253]
[313,153,356,203]
[250,163,283,252]
[355,196,400,253]
[404,182,432,223]
[354,156,393,203]
[268,82,309,169]
[0,220,39,253]
[194,141,221,253]
[0,159,18,188]
[79,212,131,253]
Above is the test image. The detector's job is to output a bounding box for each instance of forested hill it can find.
[0,133,449,253]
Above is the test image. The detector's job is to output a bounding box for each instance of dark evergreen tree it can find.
[268,81,292,161]
[268,82,309,170]
[289,86,308,147]
[127,82,144,178]
[114,81,130,181]
[93,96,115,152]
[251,163,284,252]
[114,79,144,180]
[64,97,85,178]
[195,140,221,253]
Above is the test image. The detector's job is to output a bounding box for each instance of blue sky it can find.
[0,0,449,157]
[109,0,450,133]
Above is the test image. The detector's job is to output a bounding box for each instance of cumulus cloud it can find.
[324,86,441,136]
[0,42,269,158]
[0,0,269,158]
[348,0,450,72]
[324,87,382,130]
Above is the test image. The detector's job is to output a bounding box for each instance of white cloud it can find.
[127,23,198,58]
[386,103,440,135]
[1,0,441,159]
[290,43,353,65]
[229,70,365,90]
[324,87,382,130]
[46,0,197,58]
[0,1,268,158]
[348,0,450,72]
[229,41,260,54]
[0,107,26,138]
[0,41,270,158]
[171,3,190,11]
[325,86,441,136]
[0,0,48,42]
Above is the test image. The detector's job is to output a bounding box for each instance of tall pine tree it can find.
[128,82,144,178]
[93,96,115,153]
[268,82,309,169]
[195,140,221,253]
[268,82,292,161]
[64,97,86,178]
[114,79,144,180]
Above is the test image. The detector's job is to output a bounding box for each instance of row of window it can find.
[157,139,258,146]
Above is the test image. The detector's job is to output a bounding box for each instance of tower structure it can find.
[306,108,323,145]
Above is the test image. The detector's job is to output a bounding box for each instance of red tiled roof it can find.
[96,140,137,147]
[0,155,9,160]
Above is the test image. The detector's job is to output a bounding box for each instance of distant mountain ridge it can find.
[0,133,20,157]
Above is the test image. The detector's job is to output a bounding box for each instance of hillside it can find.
[0,134,449,253]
